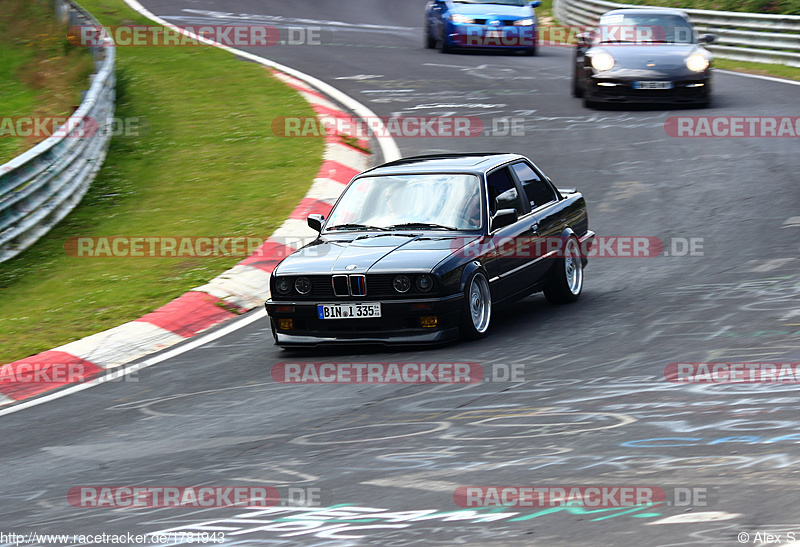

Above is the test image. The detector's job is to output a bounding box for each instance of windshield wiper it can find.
[326,223,389,231]
[387,222,459,231]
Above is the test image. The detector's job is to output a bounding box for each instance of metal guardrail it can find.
[554,0,800,67]
[0,0,115,263]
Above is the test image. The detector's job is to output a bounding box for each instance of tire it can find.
[425,24,436,49]
[523,46,537,56]
[460,271,492,340]
[543,237,584,304]
[440,35,453,53]
[572,67,584,98]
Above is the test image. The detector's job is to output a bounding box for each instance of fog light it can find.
[419,316,438,328]
[278,319,294,330]
[275,305,294,312]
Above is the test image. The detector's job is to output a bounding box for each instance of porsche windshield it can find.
[596,14,694,44]
[325,174,483,231]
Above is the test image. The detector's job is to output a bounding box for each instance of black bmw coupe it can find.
[265,153,595,347]
[573,8,716,107]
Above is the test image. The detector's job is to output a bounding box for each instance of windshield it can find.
[453,0,529,6]
[325,173,483,231]
[596,13,694,44]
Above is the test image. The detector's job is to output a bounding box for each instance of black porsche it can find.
[572,8,716,107]
[265,153,595,347]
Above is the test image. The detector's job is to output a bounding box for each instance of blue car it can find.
[425,0,541,55]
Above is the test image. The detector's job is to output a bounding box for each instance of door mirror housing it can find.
[490,208,518,232]
[307,214,324,233]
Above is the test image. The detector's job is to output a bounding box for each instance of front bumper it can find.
[265,294,463,347]
[585,71,711,104]
[448,22,537,50]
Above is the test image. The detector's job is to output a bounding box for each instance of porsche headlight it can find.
[451,14,475,24]
[686,53,709,72]
[514,18,534,26]
[591,52,614,72]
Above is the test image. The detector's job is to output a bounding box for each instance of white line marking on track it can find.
[0,309,267,417]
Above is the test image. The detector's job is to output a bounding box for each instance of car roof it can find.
[361,153,524,176]
[601,8,691,20]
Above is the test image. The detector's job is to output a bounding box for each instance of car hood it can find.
[275,233,481,275]
[452,4,532,18]
[594,44,702,70]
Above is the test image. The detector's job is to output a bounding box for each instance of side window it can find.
[511,162,557,209]
[486,167,523,216]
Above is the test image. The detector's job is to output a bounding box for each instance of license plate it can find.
[486,30,503,38]
[633,81,674,90]
[317,303,381,319]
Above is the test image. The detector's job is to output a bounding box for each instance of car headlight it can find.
[686,53,709,72]
[451,14,475,24]
[591,52,614,72]
[393,275,411,293]
[294,277,312,295]
[514,18,534,26]
[415,275,434,292]
[275,277,292,295]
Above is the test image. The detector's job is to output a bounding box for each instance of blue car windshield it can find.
[453,0,529,5]
[325,174,483,231]
[596,14,694,44]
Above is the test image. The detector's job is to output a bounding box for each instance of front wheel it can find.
[572,66,584,98]
[440,35,453,53]
[460,271,492,340]
[425,24,436,49]
[543,237,584,304]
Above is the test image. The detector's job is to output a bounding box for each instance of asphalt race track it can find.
[2,1,799,545]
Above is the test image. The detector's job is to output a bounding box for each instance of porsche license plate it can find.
[318,303,381,319]
[486,29,503,38]
[633,81,674,90]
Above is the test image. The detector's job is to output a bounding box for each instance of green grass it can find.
[714,57,800,81]
[0,0,325,364]
[0,0,93,161]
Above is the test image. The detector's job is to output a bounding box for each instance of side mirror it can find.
[698,33,717,44]
[307,214,324,233]
[490,208,518,232]
[529,1,541,7]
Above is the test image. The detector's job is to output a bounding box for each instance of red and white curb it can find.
[0,68,375,407]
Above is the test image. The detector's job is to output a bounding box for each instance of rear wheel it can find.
[460,271,492,339]
[543,237,584,304]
